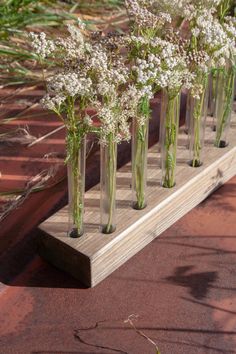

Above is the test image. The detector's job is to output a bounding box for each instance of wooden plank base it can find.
[38,113,236,287]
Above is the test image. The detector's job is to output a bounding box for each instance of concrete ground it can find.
[0,175,236,354]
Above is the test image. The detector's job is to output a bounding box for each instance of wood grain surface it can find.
[39,113,236,287]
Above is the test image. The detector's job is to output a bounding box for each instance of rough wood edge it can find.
[38,230,91,287]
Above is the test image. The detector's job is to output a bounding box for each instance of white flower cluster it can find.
[29,32,55,59]
[35,25,93,115]
[41,94,65,112]
[29,19,88,63]
[125,0,174,30]
[121,85,147,124]
[224,17,236,39]
[156,0,220,19]
[88,45,108,72]
[163,1,236,90]
[96,62,128,99]
[197,12,227,46]
[143,0,221,24]
[125,0,159,28]
[32,0,235,147]
[49,71,92,98]
[191,83,205,99]
[186,49,210,73]
[33,24,132,144]
[142,0,188,18]
[97,96,131,145]
[85,44,128,98]
[56,24,92,63]
[159,12,172,24]
[189,9,236,67]
[41,72,93,112]
[132,55,160,98]
[127,0,196,124]
[131,34,190,95]
[91,49,131,144]
[217,17,236,66]
[157,68,191,91]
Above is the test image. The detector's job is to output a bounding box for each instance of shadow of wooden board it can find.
[38,113,236,287]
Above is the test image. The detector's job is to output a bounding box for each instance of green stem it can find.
[103,133,116,234]
[133,123,148,209]
[162,92,180,188]
[209,69,218,119]
[71,142,83,234]
[191,84,207,167]
[132,95,150,209]
[215,66,235,147]
[218,0,231,22]
[67,98,84,237]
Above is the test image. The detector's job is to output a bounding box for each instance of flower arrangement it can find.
[125,0,158,208]
[170,0,235,165]
[88,32,131,233]
[30,23,132,236]
[30,22,95,237]
[184,1,235,160]
[29,0,236,237]
[126,0,193,188]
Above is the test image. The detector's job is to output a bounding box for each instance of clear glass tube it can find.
[208,70,217,128]
[67,135,86,238]
[185,89,191,135]
[160,89,180,188]
[214,61,235,148]
[189,77,209,167]
[132,117,149,210]
[100,134,117,234]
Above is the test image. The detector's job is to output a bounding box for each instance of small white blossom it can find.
[47,72,92,98]
[41,94,65,111]
[191,27,200,37]
[29,32,55,59]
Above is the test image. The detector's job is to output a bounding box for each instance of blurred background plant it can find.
[0,0,126,87]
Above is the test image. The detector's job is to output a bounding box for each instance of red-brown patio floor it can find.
[0,176,236,354]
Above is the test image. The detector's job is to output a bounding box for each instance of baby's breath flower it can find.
[29,32,55,59]
[47,72,93,98]
[125,0,158,29]
[41,94,65,111]
[67,24,84,45]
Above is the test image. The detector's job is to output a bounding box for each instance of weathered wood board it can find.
[38,113,236,287]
